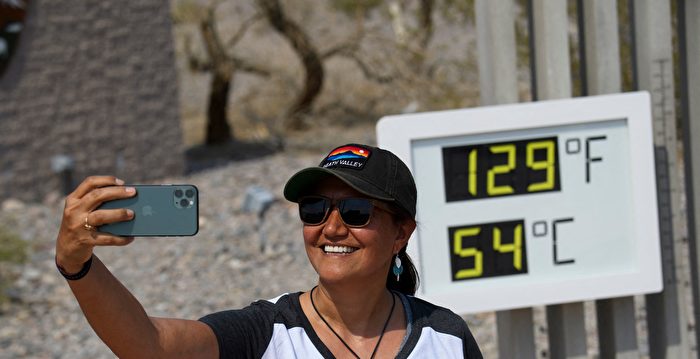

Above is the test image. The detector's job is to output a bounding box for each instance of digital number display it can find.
[443,137,561,201]
[449,219,528,281]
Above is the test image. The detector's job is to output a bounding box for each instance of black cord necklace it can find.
[310,286,396,359]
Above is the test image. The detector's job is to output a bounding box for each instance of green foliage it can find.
[568,0,582,97]
[439,0,474,24]
[617,0,635,92]
[0,225,26,304]
[330,0,382,18]
[514,0,531,80]
[171,0,208,24]
[0,225,26,263]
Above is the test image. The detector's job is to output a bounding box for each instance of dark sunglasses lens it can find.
[299,197,329,225]
[339,199,372,226]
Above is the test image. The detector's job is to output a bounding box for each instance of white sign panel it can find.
[377,92,662,314]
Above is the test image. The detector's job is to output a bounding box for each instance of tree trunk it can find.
[257,0,324,130]
[205,71,233,145]
[199,10,235,145]
[418,0,434,51]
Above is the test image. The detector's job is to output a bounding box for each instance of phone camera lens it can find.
[185,189,194,198]
[180,198,189,207]
[174,189,183,198]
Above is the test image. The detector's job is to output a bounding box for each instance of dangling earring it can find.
[392,254,403,281]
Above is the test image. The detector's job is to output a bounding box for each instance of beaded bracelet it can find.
[56,255,93,281]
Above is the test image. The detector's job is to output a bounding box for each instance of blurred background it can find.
[0,0,696,358]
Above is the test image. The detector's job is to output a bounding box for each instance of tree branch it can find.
[315,99,379,119]
[184,34,212,72]
[226,12,265,49]
[321,30,363,60]
[200,5,229,65]
[322,43,354,59]
[344,51,394,83]
[418,0,434,50]
[334,50,395,84]
[320,29,394,83]
[231,57,271,77]
[256,0,325,128]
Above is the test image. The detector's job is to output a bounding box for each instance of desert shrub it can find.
[0,225,26,304]
[0,225,26,263]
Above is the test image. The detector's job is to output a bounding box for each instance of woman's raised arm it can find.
[55,176,218,358]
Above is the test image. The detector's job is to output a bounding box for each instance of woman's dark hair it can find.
[385,204,420,295]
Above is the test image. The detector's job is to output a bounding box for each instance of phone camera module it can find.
[174,189,184,198]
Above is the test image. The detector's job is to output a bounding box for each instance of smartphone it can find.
[97,184,199,236]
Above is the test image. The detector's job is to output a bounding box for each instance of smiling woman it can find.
[55,143,482,358]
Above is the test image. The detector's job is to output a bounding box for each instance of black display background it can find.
[449,219,528,281]
[443,136,561,201]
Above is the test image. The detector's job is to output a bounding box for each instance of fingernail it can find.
[125,187,136,194]
[115,178,125,185]
[126,209,134,217]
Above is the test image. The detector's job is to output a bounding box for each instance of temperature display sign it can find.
[376,92,663,314]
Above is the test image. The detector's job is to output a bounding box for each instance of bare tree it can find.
[177,2,270,145]
[255,0,325,130]
[386,0,435,73]
[417,0,435,51]
[257,0,404,129]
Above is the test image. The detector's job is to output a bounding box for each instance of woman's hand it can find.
[55,176,137,273]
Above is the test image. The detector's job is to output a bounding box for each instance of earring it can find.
[392,254,403,281]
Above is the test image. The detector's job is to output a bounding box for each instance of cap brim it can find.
[284,167,394,203]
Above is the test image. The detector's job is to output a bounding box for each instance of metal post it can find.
[634,0,692,357]
[531,1,587,357]
[527,0,537,101]
[575,0,587,97]
[596,299,638,358]
[679,0,700,354]
[582,0,620,95]
[476,0,518,106]
[242,186,276,252]
[547,304,587,359]
[475,1,536,357]
[50,155,75,195]
[496,308,536,358]
[581,1,639,358]
[532,0,572,99]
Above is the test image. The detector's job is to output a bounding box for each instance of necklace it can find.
[310,286,396,359]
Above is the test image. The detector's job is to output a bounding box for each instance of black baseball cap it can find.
[284,144,417,218]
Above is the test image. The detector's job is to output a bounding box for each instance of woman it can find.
[55,143,482,358]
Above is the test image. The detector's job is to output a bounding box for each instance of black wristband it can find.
[56,255,93,281]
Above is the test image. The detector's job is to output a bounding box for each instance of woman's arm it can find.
[56,176,218,359]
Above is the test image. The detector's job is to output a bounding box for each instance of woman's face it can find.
[302,177,414,286]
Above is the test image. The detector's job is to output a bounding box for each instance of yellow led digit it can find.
[453,227,483,279]
[468,149,477,196]
[526,140,555,192]
[493,224,522,270]
[487,144,515,195]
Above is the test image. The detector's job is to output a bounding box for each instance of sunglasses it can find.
[298,196,395,227]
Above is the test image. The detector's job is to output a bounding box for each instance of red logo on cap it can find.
[321,146,371,169]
